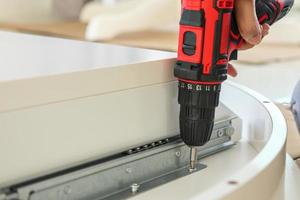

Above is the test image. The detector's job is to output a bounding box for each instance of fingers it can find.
[230,0,272,77]
[238,42,255,50]
[238,23,270,50]
[228,63,238,77]
[228,24,270,77]
[262,23,270,36]
[235,0,262,45]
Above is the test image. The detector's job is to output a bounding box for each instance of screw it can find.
[126,168,132,174]
[217,130,224,137]
[175,151,181,157]
[131,183,140,193]
[189,167,197,173]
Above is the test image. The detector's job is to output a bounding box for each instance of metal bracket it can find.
[1,123,235,200]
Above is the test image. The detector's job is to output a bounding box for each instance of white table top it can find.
[0,31,299,199]
[0,31,174,81]
[0,31,176,112]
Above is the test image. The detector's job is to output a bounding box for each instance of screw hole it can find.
[228,180,238,185]
[263,101,270,104]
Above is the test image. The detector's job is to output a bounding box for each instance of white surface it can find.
[0,32,295,199]
[0,82,179,186]
[0,80,290,199]
[133,81,288,200]
[0,81,237,188]
[0,31,174,81]
[0,31,175,112]
[0,31,177,185]
[231,59,300,103]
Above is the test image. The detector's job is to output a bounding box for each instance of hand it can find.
[228,0,270,77]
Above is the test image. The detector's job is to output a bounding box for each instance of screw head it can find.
[189,167,197,173]
[128,149,133,154]
[175,151,181,157]
[131,183,140,193]
[217,130,224,137]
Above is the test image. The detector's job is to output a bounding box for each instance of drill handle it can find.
[229,0,294,61]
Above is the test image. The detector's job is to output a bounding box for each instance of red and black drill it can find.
[174,0,294,170]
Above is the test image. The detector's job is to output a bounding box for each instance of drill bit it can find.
[189,147,198,172]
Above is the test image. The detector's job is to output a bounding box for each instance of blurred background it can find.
[0,0,299,162]
[0,0,299,102]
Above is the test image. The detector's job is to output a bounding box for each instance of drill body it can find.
[175,0,294,152]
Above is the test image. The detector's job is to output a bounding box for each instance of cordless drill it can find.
[174,0,294,170]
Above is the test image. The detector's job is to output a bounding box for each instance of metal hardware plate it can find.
[1,121,236,200]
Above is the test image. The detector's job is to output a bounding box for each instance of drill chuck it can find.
[178,81,221,146]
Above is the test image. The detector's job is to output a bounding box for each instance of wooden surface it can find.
[0,22,86,40]
[278,104,300,161]
[1,22,300,65]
